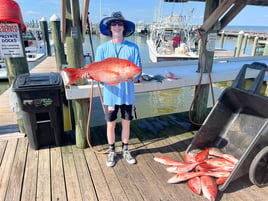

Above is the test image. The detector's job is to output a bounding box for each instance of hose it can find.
[85,13,109,154]
[86,80,109,154]
[188,29,216,126]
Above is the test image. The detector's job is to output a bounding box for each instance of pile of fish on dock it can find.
[154,147,238,201]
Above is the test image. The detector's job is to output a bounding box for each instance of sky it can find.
[15,0,268,27]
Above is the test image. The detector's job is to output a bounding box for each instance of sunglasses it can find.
[111,21,124,26]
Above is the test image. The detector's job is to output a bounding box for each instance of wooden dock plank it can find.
[0,141,7,164]
[126,137,175,201]
[128,124,204,201]
[113,159,143,201]
[0,130,268,200]
[0,90,17,128]
[37,148,51,201]
[61,145,83,201]
[111,139,148,201]
[5,138,28,201]
[21,144,38,201]
[0,139,18,201]
[72,146,98,201]
[128,138,176,201]
[83,148,114,201]
[50,147,67,201]
[143,142,204,201]
[97,152,131,201]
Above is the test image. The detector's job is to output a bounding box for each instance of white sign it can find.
[0,23,24,58]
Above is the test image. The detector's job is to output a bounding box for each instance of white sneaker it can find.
[122,150,136,164]
[106,151,116,167]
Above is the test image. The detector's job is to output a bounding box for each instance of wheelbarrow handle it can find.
[232,63,268,94]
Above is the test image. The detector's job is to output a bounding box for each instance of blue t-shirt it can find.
[95,40,142,106]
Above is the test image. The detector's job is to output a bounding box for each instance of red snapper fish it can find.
[153,156,186,166]
[62,57,141,86]
[208,147,238,164]
[165,71,180,79]
[166,162,200,173]
[167,171,230,184]
[187,176,201,195]
[201,176,218,201]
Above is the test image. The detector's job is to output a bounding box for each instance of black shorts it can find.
[104,104,134,122]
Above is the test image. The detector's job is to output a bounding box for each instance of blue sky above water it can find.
[16,0,268,27]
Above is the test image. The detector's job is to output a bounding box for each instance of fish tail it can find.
[62,68,84,85]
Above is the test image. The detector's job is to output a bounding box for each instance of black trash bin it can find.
[13,72,64,150]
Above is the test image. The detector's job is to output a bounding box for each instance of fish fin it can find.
[62,68,84,85]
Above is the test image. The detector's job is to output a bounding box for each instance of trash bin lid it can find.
[13,73,62,91]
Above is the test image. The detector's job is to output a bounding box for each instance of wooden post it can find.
[251,36,259,56]
[263,40,268,56]
[234,31,244,57]
[50,14,66,71]
[2,24,29,133]
[39,17,51,56]
[219,30,225,49]
[64,0,88,148]
[241,33,249,55]
[192,0,219,125]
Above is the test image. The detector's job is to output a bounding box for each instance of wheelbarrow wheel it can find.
[249,146,268,187]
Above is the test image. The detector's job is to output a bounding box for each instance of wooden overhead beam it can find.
[163,0,268,6]
[219,0,248,31]
[199,0,236,32]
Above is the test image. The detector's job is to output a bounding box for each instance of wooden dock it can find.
[1,56,268,201]
[219,30,268,39]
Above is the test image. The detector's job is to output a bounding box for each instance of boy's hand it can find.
[81,72,92,79]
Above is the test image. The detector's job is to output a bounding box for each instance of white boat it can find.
[147,14,199,62]
[22,28,46,62]
[136,20,149,35]
[0,59,7,80]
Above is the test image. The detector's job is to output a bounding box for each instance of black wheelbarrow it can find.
[186,62,268,191]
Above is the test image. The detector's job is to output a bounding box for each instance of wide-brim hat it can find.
[99,11,135,37]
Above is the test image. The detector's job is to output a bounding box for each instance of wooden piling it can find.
[252,36,259,56]
[39,17,51,56]
[241,33,249,55]
[64,0,88,148]
[3,23,29,133]
[234,31,244,57]
[192,0,219,125]
[219,30,225,49]
[263,40,268,56]
[50,14,66,71]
